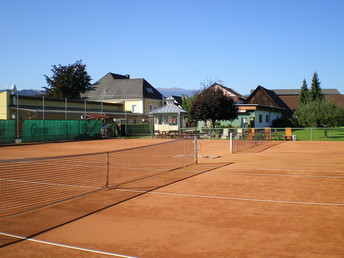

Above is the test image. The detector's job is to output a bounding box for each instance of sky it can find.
[1,0,343,95]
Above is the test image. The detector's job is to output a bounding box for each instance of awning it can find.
[86,114,111,119]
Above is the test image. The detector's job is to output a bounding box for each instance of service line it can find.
[116,189,344,207]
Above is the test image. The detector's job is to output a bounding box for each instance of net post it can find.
[183,139,186,167]
[194,136,198,164]
[229,132,233,154]
[105,152,109,188]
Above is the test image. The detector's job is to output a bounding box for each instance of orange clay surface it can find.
[1,139,344,257]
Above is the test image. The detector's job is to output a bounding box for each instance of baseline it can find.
[116,189,344,207]
[0,232,137,258]
[207,171,344,179]
[219,167,344,174]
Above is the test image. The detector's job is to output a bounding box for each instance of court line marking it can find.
[0,178,102,190]
[208,171,344,179]
[116,189,344,207]
[0,232,138,258]
[170,169,344,179]
[221,167,344,173]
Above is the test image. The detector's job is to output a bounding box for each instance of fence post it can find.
[229,133,233,154]
[105,152,109,188]
[310,128,313,141]
[194,136,198,164]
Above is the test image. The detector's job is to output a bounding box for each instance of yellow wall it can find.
[124,100,143,113]
[144,99,163,114]
[0,91,9,119]
[122,99,163,115]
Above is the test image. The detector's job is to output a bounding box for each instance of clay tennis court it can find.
[1,139,344,257]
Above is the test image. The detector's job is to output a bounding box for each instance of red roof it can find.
[86,114,111,119]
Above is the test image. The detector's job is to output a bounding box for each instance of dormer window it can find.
[102,87,109,93]
[146,88,153,94]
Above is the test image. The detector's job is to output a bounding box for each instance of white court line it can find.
[0,232,138,258]
[223,167,344,173]
[209,171,344,179]
[116,189,344,207]
[170,169,344,179]
[0,178,101,190]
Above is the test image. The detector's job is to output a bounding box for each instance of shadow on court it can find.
[0,162,230,248]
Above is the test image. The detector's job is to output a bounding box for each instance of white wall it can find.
[254,111,281,127]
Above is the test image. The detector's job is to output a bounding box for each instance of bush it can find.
[272,116,293,127]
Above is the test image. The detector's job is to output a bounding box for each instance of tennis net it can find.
[0,139,195,217]
[230,128,270,153]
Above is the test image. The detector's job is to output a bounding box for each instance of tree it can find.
[181,94,198,126]
[42,60,93,99]
[189,87,238,127]
[294,99,344,127]
[298,79,309,105]
[309,72,323,102]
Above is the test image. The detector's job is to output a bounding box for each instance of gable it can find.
[247,86,292,114]
[247,87,277,107]
[209,83,246,103]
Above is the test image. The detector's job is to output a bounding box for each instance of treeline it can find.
[294,72,344,127]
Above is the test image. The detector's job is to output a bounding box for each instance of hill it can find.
[18,89,42,96]
[157,87,197,97]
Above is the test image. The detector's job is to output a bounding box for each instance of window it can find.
[131,104,137,113]
[162,115,178,125]
[259,114,263,123]
[266,115,269,123]
[146,88,154,94]
[149,104,153,112]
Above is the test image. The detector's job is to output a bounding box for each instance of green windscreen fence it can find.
[0,120,15,144]
[126,124,151,136]
[22,120,102,143]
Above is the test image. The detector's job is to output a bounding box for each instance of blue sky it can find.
[1,0,343,95]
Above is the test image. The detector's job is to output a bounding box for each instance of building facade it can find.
[150,96,187,133]
[81,73,164,123]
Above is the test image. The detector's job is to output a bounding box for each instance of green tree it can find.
[189,87,238,127]
[42,60,93,99]
[309,72,323,102]
[181,94,198,126]
[298,79,309,105]
[294,99,344,127]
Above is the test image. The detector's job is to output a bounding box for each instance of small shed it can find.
[150,96,187,134]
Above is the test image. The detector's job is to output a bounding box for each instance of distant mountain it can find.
[18,89,42,96]
[157,87,197,97]
[5,87,196,98]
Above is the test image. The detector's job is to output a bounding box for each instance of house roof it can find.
[209,83,246,102]
[82,73,163,100]
[247,86,292,114]
[151,104,187,114]
[268,88,344,110]
[269,89,341,95]
[170,95,183,106]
